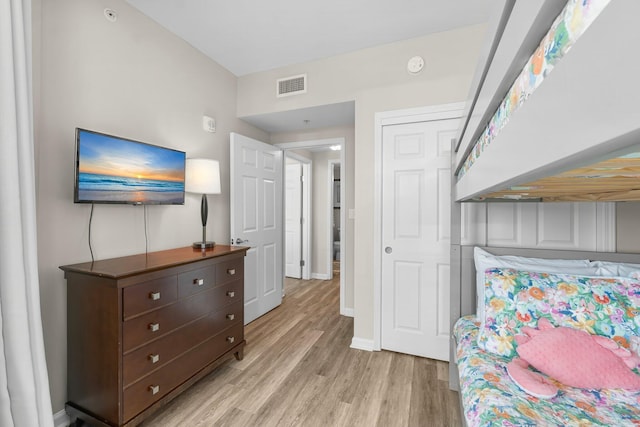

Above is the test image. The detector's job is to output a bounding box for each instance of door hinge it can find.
[300,260,305,267]
[300,175,304,182]
[300,217,304,225]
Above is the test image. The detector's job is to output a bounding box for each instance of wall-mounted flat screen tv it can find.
[74,128,186,205]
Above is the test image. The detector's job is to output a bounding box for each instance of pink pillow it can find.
[509,318,640,395]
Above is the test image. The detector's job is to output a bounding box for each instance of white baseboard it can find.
[54,409,70,427]
[311,273,331,280]
[340,307,354,317]
[350,336,375,351]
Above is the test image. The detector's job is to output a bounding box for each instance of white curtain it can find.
[0,0,54,425]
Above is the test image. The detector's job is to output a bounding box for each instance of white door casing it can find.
[380,118,459,360]
[276,138,348,314]
[285,160,302,278]
[230,133,283,324]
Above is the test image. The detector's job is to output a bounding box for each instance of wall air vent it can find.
[277,74,307,98]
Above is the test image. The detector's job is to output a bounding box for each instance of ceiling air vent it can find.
[277,74,307,98]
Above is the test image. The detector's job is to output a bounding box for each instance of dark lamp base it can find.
[192,241,215,249]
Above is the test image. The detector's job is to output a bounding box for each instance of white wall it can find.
[243,25,488,344]
[352,36,486,342]
[33,0,266,413]
[238,26,486,119]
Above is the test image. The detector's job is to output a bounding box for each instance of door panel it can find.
[231,133,283,324]
[242,176,258,232]
[244,248,258,305]
[393,261,422,331]
[381,118,458,360]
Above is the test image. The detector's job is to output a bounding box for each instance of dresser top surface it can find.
[59,245,248,279]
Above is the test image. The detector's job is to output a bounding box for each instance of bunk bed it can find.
[454,0,640,203]
[449,1,640,425]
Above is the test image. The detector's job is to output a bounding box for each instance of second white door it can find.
[381,118,458,360]
[230,133,283,324]
[285,160,302,278]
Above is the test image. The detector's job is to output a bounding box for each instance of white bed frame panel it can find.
[454,1,640,201]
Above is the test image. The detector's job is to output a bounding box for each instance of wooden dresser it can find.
[60,245,248,426]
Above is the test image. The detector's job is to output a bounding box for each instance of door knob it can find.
[384,246,393,254]
[234,238,249,244]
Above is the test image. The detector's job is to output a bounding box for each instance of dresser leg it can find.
[234,348,244,361]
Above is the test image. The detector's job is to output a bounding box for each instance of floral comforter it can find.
[454,315,640,426]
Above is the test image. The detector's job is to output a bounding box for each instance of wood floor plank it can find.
[210,406,257,427]
[235,328,324,413]
[376,352,415,427]
[262,373,328,427]
[342,350,394,427]
[331,350,372,407]
[232,309,308,371]
[141,273,463,427]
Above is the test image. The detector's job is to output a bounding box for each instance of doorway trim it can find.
[373,103,465,351]
[275,137,349,316]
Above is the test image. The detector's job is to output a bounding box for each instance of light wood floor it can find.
[142,271,462,427]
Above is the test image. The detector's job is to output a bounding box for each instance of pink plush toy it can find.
[506,317,640,398]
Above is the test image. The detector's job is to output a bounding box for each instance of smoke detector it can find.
[407,56,424,74]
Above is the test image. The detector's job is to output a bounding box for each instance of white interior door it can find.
[380,118,458,360]
[285,160,302,278]
[230,133,283,324]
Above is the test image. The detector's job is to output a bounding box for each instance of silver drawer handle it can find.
[149,292,161,301]
[149,385,160,395]
[226,336,235,344]
[149,323,160,332]
[149,354,160,364]
[227,268,236,276]
[226,313,235,321]
[193,278,204,286]
[226,291,235,298]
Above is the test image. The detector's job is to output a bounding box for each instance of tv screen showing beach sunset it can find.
[74,129,186,204]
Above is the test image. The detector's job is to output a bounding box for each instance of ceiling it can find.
[125,0,492,133]
[240,101,355,134]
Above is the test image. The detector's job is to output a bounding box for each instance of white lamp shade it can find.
[185,158,221,194]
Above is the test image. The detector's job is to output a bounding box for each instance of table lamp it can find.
[185,158,221,249]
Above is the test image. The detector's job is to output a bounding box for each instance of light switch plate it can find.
[203,116,216,133]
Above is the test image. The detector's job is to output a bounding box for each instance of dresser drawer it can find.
[178,265,216,298]
[211,322,244,361]
[123,280,242,352]
[216,257,244,285]
[122,300,243,386]
[123,276,178,319]
[123,322,244,422]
